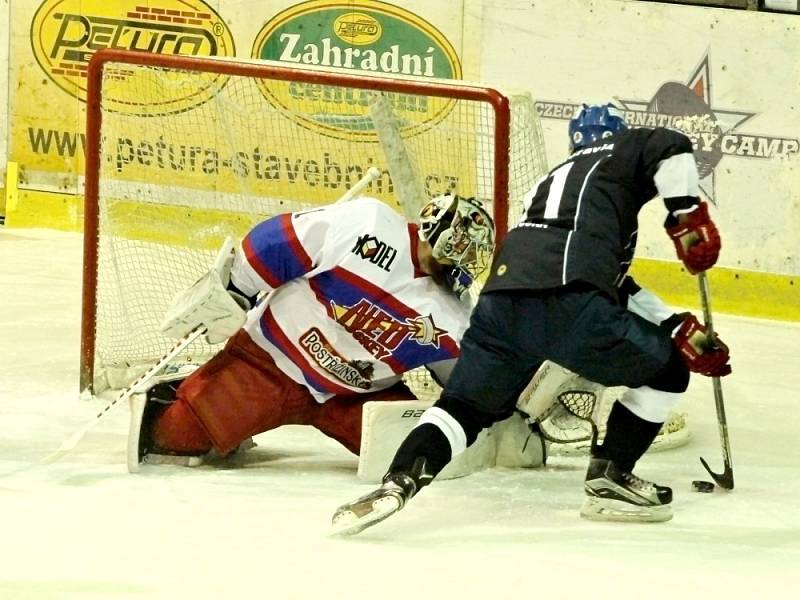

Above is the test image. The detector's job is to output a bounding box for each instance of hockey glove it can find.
[669,313,731,378]
[161,237,253,345]
[665,203,721,274]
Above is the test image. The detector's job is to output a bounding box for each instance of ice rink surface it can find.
[1,228,798,600]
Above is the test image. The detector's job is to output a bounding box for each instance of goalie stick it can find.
[335,167,382,204]
[697,271,734,490]
[40,326,206,465]
[368,92,428,222]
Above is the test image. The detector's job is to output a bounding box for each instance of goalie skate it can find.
[331,474,417,536]
[581,458,673,523]
[127,376,203,473]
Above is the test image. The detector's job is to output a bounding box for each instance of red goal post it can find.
[80,48,548,394]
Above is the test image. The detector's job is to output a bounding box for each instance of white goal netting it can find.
[82,51,548,398]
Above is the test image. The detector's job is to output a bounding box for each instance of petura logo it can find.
[333,12,382,46]
[31,0,236,115]
[251,0,462,140]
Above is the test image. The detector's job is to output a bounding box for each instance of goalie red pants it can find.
[152,330,416,456]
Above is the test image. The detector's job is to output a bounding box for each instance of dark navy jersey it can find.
[484,127,698,298]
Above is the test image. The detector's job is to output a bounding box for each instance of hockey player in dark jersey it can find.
[332,104,732,533]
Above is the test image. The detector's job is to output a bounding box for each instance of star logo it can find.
[408,314,447,348]
[615,54,755,202]
[535,52,799,205]
[329,300,448,357]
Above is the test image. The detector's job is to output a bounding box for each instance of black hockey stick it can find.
[697,272,734,490]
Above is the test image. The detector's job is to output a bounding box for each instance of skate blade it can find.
[144,454,204,467]
[580,495,673,523]
[331,495,402,537]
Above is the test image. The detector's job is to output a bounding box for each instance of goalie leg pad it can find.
[358,400,496,483]
[492,412,546,469]
[128,372,206,473]
[126,365,201,473]
[357,403,545,483]
[313,382,417,455]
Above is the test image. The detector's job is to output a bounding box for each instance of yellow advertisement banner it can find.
[14,0,237,188]
[10,0,469,202]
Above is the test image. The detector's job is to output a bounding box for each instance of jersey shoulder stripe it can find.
[243,213,313,288]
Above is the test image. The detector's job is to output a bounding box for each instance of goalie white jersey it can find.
[230,197,471,403]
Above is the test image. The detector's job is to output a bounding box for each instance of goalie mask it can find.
[418,194,495,297]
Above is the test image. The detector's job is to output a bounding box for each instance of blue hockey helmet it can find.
[568,103,628,152]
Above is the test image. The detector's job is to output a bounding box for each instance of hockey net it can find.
[80,50,688,454]
[81,49,548,396]
[539,387,689,455]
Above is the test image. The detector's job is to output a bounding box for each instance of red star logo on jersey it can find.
[408,314,447,349]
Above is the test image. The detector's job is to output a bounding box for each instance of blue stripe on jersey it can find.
[243,214,313,288]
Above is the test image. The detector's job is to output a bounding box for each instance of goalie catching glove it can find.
[161,237,253,344]
[665,202,721,274]
[666,313,731,378]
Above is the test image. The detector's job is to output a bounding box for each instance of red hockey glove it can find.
[671,314,731,377]
[665,203,721,274]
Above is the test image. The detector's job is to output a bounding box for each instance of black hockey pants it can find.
[437,284,688,442]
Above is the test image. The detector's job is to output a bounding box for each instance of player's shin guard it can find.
[387,422,453,480]
[596,399,663,472]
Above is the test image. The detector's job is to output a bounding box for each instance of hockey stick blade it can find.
[40,326,206,465]
[699,455,734,490]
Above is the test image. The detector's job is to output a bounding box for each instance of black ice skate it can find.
[581,458,673,523]
[127,377,203,473]
[331,472,419,536]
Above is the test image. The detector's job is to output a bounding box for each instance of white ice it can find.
[1,228,798,600]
